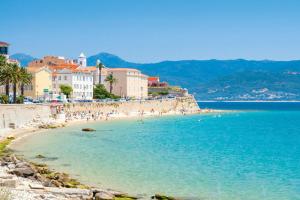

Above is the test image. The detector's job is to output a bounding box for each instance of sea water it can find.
[12,102,300,200]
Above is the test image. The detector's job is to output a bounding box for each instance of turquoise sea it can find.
[12,102,300,200]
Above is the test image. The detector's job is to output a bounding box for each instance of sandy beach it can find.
[0,96,229,200]
[0,97,209,200]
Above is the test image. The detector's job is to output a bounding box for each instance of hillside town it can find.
[0,41,188,104]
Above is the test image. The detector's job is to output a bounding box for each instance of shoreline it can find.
[0,97,225,200]
[0,105,228,200]
[197,100,300,102]
[8,108,227,149]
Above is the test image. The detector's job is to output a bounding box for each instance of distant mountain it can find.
[10,53,37,67]
[87,53,300,100]
[13,52,300,100]
[87,52,141,68]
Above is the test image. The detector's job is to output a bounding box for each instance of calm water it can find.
[12,102,300,200]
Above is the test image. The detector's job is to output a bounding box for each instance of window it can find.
[64,76,67,80]
[83,77,85,81]
[58,76,61,80]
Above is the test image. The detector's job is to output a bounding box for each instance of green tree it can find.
[105,74,117,94]
[96,60,105,85]
[19,67,32,96]
[59,84,73,99]
[10,63,22,103]
[93,84,110,99]
[0,55,11,96]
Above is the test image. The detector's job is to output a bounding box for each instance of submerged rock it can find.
[35,154,46,159]
[152,194,176,200]
[82,128,96,132]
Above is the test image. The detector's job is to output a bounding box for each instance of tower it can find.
[78,52,87,67]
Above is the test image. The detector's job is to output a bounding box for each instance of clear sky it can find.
[1,0,300,62]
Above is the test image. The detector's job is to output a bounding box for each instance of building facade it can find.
[105,68,148,99]
[24,67,53,99]
[52,68,93,100]
[0,41,9,58]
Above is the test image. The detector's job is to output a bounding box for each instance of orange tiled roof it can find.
[148,77,159,81]
[108,68,139,72]
[49,63,78,71]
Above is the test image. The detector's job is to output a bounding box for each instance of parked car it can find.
[119,98,126,102]
[23,100,33,104]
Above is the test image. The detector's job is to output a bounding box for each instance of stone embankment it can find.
[0,104,53,130]
[62,96,200,121]
[0,97,200,132]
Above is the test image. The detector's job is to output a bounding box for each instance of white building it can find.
[52,68,93,100]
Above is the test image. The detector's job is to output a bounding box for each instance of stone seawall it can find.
[0,96,200,130]
[62,96,200,118]
[0,104,52,130]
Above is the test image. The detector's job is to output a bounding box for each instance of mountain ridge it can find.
[10,52,300,100]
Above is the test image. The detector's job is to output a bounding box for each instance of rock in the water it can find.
[35,154,46,159]
[82,128,96,132]
[95,191,114,200]
[11,167,35,177]
[152,194,176,200]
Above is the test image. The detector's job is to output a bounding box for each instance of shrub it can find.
[93,84,120,99]
[0,95,9,104]
[16,95,24,104]
[158,91,169,95]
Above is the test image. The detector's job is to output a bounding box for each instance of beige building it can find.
[105,68,148,99]
[24,67,52,99]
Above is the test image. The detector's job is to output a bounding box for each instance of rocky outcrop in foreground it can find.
[0,154,137,200]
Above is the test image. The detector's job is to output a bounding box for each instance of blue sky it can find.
[1,0,300,62]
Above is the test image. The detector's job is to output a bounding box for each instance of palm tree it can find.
[0,55,10,96]
[10,63,21,103]
[19,67,32,96]
[96,59,104,84]
[105,74,117,94]
[0,58,14,97]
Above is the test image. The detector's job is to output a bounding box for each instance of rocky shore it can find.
[0,138,140,200]
[0,128,183,200]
